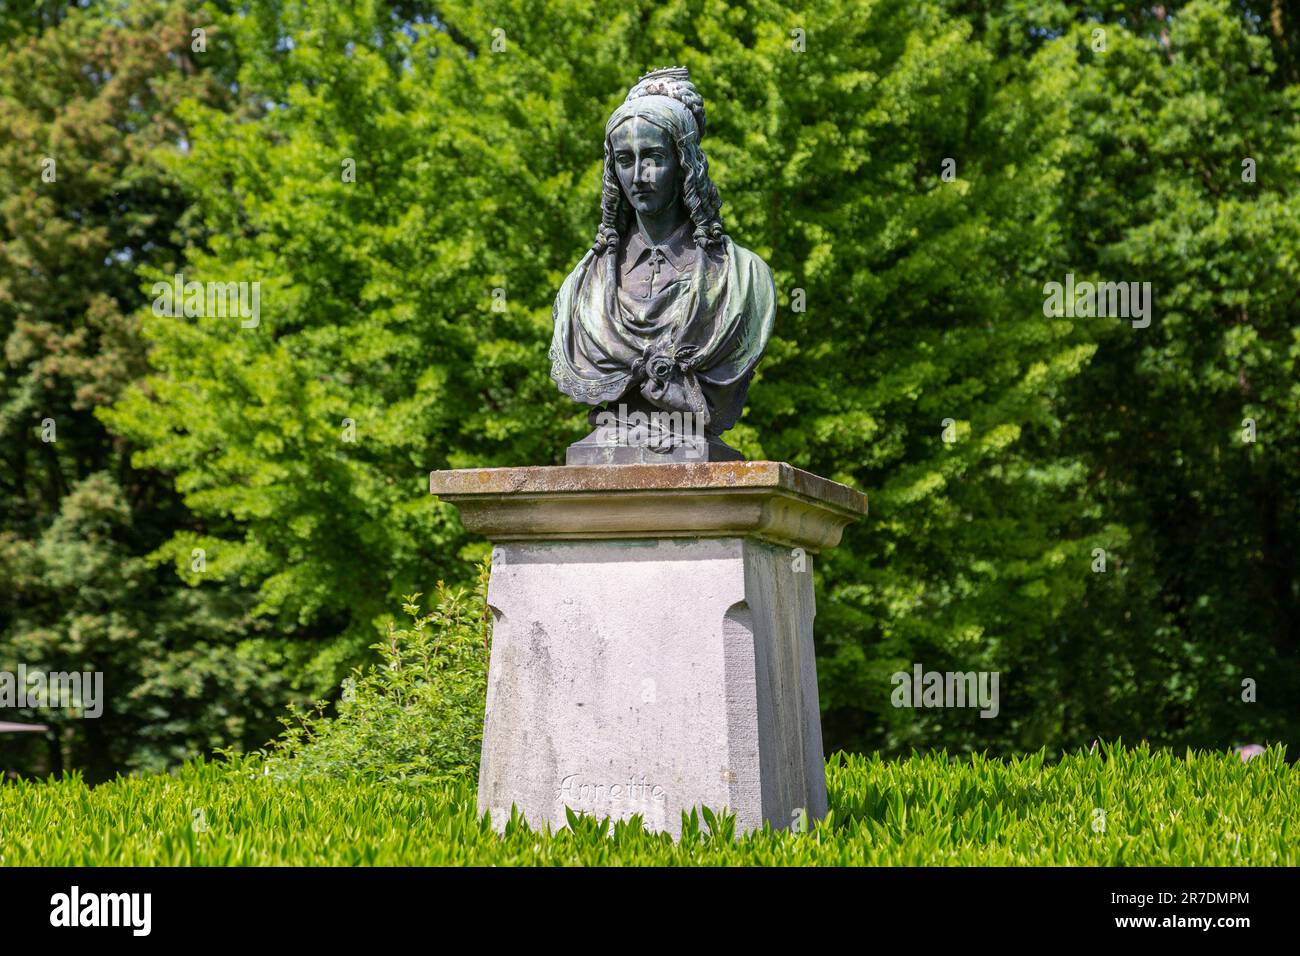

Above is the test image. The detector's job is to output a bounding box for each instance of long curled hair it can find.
[592,95,725,256]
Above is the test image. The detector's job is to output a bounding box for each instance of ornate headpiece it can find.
[625,66,707,140]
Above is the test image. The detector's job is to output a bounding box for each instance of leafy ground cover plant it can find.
[2,743,1294,865]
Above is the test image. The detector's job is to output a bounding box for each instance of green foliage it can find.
[251,563,491,784]
[4,0,1299,776]
[99,0,1116,760]
[0,0,80,45]
[1035,2,1300,746]
[0,0,291,778]
[104,0,1300,760]
[1,744,1295,865]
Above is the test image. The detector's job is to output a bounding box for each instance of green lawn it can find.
[2,744,1294,866]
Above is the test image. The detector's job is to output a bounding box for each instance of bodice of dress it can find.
[549,225,775,436]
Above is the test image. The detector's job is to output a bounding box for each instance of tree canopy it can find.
[2,0,1297,775]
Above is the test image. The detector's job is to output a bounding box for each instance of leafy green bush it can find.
[1,743,1294,865]
[251,562,491,784]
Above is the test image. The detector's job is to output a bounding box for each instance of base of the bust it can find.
[565,429,743,465]
[565,395,746,465]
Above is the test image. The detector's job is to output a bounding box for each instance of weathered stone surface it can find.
[477,536,826,837]
[429,461,867,552]
[431,461,866,838]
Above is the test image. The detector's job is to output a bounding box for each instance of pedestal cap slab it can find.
[429,461,867,552]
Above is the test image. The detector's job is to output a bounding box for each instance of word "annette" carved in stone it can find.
[555,774,667,804]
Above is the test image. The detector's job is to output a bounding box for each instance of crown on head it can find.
[625,66,706,139]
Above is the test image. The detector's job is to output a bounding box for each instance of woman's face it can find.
[610,117,680,218]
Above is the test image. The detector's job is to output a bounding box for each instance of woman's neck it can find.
[635,201,688,246]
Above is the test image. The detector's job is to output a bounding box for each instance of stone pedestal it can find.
[428,461,866,837]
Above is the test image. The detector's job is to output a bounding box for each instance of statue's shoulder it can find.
[724,238,776,291]
[556,250,598,301]
[722,239,769,277]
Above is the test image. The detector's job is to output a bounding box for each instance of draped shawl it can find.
[548,237,775,434]
[549,92,775,435]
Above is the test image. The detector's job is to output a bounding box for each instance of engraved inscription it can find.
[554,774,667,805]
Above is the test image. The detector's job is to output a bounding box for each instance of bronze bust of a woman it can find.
[548,68,776,463]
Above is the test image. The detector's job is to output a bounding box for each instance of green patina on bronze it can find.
[548,68,776,464]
